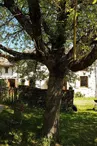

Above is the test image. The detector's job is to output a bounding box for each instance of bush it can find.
[74,92,84,98]
[0,79,8,102]
[0,79,7,87]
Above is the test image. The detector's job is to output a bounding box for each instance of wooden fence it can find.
[0,86,74,110]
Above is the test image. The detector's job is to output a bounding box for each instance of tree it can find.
[16,60,48,87]
[0,0,97,145]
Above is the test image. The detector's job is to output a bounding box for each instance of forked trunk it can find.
[42,73,64,146]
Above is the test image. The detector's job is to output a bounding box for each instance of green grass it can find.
[60,112,97,146]
[74,97,95,112]
[0,97,97,146]
[60,97,97,146]
[0,106,43,146]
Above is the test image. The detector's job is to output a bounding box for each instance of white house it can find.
[0,57,48,88]
[71,63,97,97]
[41,62,97,97]
[0,57,18,87]
[0,57,97,97]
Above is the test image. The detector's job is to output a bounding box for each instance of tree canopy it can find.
[0,0,97,72]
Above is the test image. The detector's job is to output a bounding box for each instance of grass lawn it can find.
[60,97,97,146]
[0,97,97,146]
[74,97,95,112]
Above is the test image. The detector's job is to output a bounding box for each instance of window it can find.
[80,76,88,87]
[8,79,15,87]
[5,67,9,73]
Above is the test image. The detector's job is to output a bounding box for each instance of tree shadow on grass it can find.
[1,106,97,146]
[0,107,43,146]
[60,111,97,146]
[87,109,94,111]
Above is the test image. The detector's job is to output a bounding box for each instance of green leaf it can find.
[92,0,97,4]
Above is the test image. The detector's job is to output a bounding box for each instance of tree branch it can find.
[27,0,41,38]
[66,28,97,60]
[42,19,51,36]
[0,44,45,63]
[3,0,46,58]
[54,0,67,49]
[27,0,46,54]
[68,44,97,71]
[0,44,23,56]
[3,0,33,38]
[0,52,15,62]
[27,0,48,58]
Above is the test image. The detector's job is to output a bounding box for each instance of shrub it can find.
[0,79,7,87]
[74,92,84,98]
[0,79,8,102]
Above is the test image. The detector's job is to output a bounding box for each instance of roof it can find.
[0,57,13,67]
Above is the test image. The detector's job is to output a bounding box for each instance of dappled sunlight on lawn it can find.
[60,97,97,146]
[0,107,43,146]
[0,98,97,146]
[74,97,95,112]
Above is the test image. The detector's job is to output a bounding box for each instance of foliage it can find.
[0,79,8,102]
[74,92,84,98]
[0,1,97,54]
[0,79,6,87]
[16,60,49,86]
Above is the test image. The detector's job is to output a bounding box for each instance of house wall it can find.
[41,64,97,97]
[72,69,96,97]
[0,66,18,87]
[0,66,17,78]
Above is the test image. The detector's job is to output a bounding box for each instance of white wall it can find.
[72,68,96,97]
[0,66,17,79]
[40,66,96,97]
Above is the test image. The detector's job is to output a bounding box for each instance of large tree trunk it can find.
[42,73,64,146]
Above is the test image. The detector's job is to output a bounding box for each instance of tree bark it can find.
[42,73,64,146]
